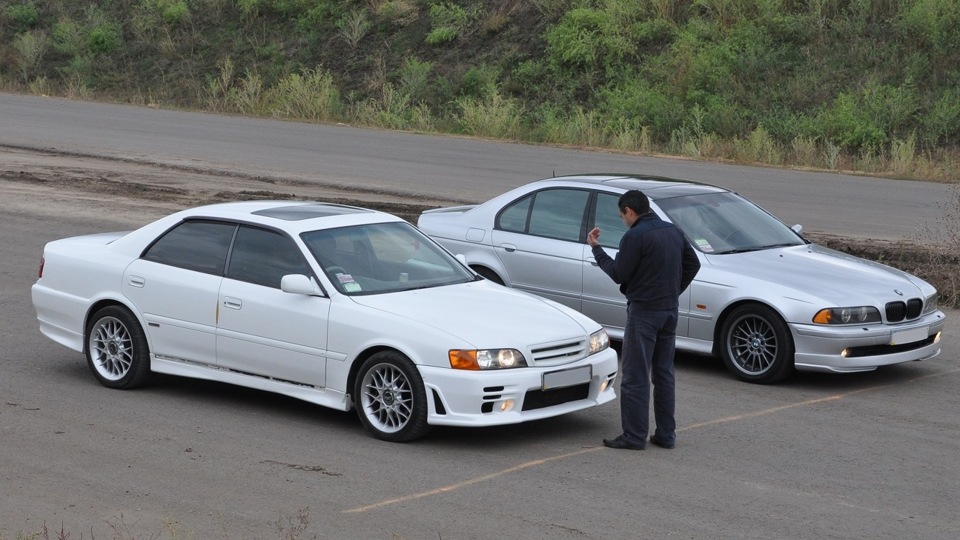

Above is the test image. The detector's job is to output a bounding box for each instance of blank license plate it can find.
[542,365,591,390]
[891,326,928,345]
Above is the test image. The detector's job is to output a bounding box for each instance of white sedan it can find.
[32,201,617,442]
[418,174,946,384]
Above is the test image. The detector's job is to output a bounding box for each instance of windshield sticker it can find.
[695,238,714,252]
[336,273,362,292]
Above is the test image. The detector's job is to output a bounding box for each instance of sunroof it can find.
[252,203,373,221]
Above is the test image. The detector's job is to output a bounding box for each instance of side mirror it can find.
[791,224,803,235]
[456,254,467,265]
[281,274,323,296]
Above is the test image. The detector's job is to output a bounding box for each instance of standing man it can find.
[588,190,700,450]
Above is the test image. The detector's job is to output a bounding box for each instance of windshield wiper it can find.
[716,243,799,255]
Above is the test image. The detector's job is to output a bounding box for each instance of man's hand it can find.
[587,227,601,247]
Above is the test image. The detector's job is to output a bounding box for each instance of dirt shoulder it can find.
[3,145,955,307]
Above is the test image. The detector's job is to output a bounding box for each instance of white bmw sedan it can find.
[32,201,617,442]
[418,174,946,384]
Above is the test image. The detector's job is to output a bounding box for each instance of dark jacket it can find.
[592,213,701,311]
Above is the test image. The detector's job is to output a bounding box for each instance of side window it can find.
[142,220,235,275]
[527,189,590,242]
[227,226,311,288]
[496,194,532,233]
[594,192,628,249]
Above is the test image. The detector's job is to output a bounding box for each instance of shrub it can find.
[265,67,342,121]
[337,10,371,49]
[426,2,476,45]
[6,2,40,32]
[397,57,432,104]
[87,22,121,55]
[456,90,523,139]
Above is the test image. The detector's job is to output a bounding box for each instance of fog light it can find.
[841,349,849,358]
[599,379,610,393]
[500,399,515,412]
[934,331,941,344]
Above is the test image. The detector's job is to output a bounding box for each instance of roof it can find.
[172,200,403,232]
[535,174,730,200]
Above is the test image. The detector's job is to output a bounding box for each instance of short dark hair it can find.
[618,190,650,216]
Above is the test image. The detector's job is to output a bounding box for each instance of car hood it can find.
[348,280,595,346]
[707,243,932,302]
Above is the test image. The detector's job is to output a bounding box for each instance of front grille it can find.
[530,339,586,364]
[521,383,589,411]
[886,298,923,322]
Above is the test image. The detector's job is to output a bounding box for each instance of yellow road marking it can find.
[344,367,959,514]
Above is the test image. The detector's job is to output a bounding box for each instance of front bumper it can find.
[791,310,947,373]
[419,347,619,427]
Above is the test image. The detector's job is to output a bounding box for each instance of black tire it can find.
[719,304,794,384]
[472,265,504,285]
[354,351,431,442]
[85,305,153,389]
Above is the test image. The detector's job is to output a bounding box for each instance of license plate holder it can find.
[542,365,591,391]
[891,326,928,345]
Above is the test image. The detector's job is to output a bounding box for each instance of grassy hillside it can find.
[2,0,959,180]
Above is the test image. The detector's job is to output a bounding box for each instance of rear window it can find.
[142,220,235,275]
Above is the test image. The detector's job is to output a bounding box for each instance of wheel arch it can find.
[469,264,506,285]
[345,345,407,409]
[83,298,147,355]
[711,299,790,357]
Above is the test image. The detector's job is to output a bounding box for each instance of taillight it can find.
[38,256,45,278]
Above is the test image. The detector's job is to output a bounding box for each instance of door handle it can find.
[223,297,242,310]
[127,276,145,288]
[500,243,517,253]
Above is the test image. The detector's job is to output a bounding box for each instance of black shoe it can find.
[649,435,675,449]
[602,435,645,450]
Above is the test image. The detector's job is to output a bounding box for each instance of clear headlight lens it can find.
[589,329,610,354]
[812,306,881,325]
[449,349,528,370]
[923,293,939,314]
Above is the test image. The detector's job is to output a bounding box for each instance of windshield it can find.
[301,221,476,295]
[656,192,805,254]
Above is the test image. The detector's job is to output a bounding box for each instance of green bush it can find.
[87,22,121,55]
[426,2,475,45]
[6,2,40,32]
[51,18,84,56]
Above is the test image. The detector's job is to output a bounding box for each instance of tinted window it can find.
[496,189,590,242]
[497,195,531,233]
[226,226,312,288]
[143,220,235,275]
[528,189,589,241]
[593,192,628,249]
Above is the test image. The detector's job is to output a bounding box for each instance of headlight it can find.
[812,306,881,325]
[923,293,939,314]
[589,329,609,354]
[449,349,528,370]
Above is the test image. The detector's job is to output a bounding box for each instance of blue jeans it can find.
[619,304,678,447]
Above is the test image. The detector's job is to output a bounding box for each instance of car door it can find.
[215,225,330,387]
[582,192,696,338]
[122,219,234,366]
[581,191,630,333]
[489,188,590,311]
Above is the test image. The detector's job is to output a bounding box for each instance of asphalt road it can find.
[0,92,954,241]
[1,94,959,539]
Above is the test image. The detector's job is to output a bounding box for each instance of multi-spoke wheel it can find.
[720,304,794,384]
[354,351,430,442]
[85,306,152,389]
